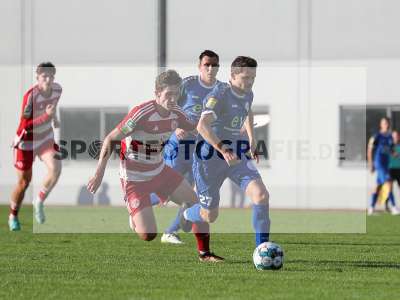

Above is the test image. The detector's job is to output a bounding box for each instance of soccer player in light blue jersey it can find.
[367,117,398,215]
[182,56,272,251]
[156,50,221,245]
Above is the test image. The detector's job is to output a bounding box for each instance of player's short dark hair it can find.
[231,56,257,74]
[199,50,219,62]
[36,62,56,75]
[155,69,182,92]
[381,117,391,125]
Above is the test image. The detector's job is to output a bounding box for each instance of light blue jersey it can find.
[372,132,394,185]
[373,132,393,168]
[193,82,260,209]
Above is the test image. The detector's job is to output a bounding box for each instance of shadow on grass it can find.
[289,259,400,269]
[284,241,400,247]
[225,258,400,270]
[227,259,253,264]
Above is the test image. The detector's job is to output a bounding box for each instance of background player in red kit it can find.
[9,62,62,231]
[87,70,223,262]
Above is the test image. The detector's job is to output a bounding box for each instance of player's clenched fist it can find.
[45,104,56,117]
[175,128,188,140]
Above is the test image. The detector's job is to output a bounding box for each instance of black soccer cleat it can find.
[198,252,225,263]
[179,203,193,233]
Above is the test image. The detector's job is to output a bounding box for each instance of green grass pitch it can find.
[1,205,399,299]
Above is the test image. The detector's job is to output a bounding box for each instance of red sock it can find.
[192,222,210,253]
[9,202,20,217]
[38,188,49,202]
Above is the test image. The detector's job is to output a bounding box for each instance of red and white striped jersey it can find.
[118,100,196,182]
[14,82,62,151]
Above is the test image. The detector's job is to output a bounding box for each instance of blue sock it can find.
[370,193,378,208]
[388,192,396,207]
[252,204,270,247]
[164,209,182,234]
[150,193,160,206]
[183,203,203,223]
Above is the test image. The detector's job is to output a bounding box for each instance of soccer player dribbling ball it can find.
[182,56,272,250]
[87,70,223,262]
[9,62,62,231]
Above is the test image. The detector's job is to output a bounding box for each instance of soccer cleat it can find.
[198,252,225,263]
[161,232,184,244]
[390,206,400,216]
[34,200,46,224]
[179,203,193,233]
[367,207,375,216]
[8,216,21,231]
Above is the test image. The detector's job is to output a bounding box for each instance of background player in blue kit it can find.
[157,50,221,244]
[367,117,399,215]
[389,131,400,205]
[182,56,272,249]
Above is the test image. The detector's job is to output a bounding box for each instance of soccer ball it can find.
[253,242,284,270]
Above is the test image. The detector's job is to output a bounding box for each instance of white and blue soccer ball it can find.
[253,242,284,270]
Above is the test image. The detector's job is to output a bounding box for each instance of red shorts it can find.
[121,165,184,216]
[13,139,59,171]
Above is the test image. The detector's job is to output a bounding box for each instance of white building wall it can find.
[1,0,400,209]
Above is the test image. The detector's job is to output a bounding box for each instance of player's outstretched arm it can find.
[87,127,124,194]
[197,113,222,150]
[197,113,238,165]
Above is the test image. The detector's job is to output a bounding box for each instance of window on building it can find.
[393,110,400,131]
[60,107,128,161]
[252,106,270,167]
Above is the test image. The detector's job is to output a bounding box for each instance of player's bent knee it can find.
[253,188,270,205]
[200,208,219,223]
[137,232,157,241]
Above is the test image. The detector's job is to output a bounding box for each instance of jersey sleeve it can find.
[201,83,225,120]
[20,90,51,130]
[117,105,145,136]
[173,106,196,131]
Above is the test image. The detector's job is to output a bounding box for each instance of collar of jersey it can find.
[153,100,172,118]
[228,82,247,99]
[34,84,54,99]
[197,75,218,90]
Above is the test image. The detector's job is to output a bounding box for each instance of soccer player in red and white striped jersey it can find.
[87,70,223,261]
[8,62,62,231]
